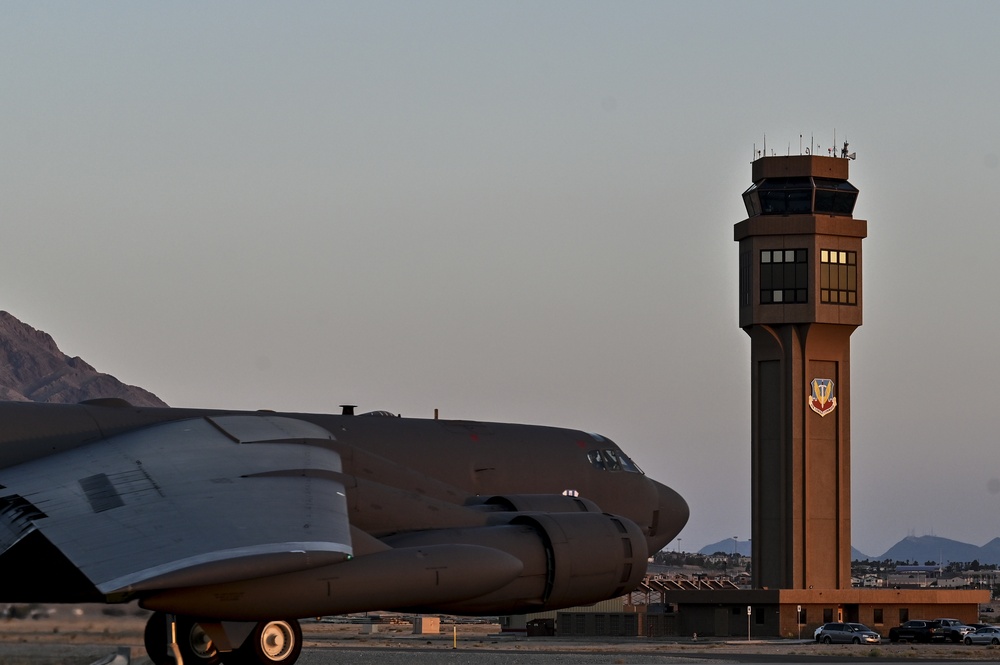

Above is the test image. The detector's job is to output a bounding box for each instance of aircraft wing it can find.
[0,414,351,596]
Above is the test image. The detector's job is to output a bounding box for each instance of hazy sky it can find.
[2,2,998,558]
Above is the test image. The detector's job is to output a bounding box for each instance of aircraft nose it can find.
[648,480,689,553]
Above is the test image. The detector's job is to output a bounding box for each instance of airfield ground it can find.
[2,604,1000,664]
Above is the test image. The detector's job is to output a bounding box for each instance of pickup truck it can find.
[888,620,938,643]
[932,618,976,643]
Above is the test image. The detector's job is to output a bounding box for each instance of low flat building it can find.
[661,587,989,639]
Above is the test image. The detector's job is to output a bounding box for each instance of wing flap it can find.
[0,415,352,596]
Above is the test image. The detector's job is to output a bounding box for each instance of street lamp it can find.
[797,605,802,640]
[747,605,751,642]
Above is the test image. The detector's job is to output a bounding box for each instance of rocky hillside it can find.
[0,311,167,407]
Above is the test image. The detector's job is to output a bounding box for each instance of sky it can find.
[2,1,998,559]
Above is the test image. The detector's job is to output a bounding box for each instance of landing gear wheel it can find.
[143,612,220,665]
[229,620,302,665]
[144,612,171,665]
[177,616,222,664]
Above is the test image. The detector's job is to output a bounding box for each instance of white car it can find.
[814,622,881,644]
[964,626,1000,645]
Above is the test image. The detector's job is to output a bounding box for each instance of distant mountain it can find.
[869,535,1000,566]
[697,538,870,561]
[698,538,751,557]
[0,311,166,407]
[696,534,1000,566]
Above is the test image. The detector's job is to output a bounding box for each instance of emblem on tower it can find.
[808,378,837,416]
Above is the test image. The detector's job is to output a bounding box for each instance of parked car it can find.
[814,622,881,644]
[932,618,976,642]
[888,620,938,643]
[964,626,1000,645]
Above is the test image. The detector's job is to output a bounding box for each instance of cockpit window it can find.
[587,449,606,470]
[602,450,622,471]
[587,449,644,474]
[617,451,643,474]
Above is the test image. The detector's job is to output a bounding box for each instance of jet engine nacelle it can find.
[383,510,648,614]
[465,493,602,514]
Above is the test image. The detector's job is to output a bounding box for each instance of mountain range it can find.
[0,310,166,406]
[699,535,1000,566]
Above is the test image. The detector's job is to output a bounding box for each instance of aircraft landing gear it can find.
[226,620,302,665]
[143,612,220,665]
[143,612,302,665]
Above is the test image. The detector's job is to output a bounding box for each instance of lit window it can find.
[820,249,857,305]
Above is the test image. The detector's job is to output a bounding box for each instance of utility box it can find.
[412,616,440,634]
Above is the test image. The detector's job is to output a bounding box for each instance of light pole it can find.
[747,605,751,642]
[797,605,802,640]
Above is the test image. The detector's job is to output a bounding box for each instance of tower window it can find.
[760,249,807,304]
[742,177,858,217]
[739,251,751,307]
[820,250,857,305]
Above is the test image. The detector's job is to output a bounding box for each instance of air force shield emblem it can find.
[809,378,837,417]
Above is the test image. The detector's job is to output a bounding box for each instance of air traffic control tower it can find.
[651,153,989,637]
[734,155,863,591]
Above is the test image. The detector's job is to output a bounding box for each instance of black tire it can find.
[230,619,302,665]
[176,616,222,665]
[852,637,860,644]
[822,635,832,644]
[144,612,171,665]
[992,637,999,645]
[965,636,973,645]
[951,632,961,643]
[144,613,220,665]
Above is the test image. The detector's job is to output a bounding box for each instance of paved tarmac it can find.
[2,608,999,665]
[2,637,1000,665]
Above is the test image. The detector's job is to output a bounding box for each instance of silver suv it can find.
[814,622,881,644]
[932,618,976,643]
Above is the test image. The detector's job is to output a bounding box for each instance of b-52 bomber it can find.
[0,399,688,664]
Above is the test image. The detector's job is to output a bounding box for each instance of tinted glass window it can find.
[617,451,643,474]
[587,450,606,470]
[602,450,622,471]
[760,248,808,304]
